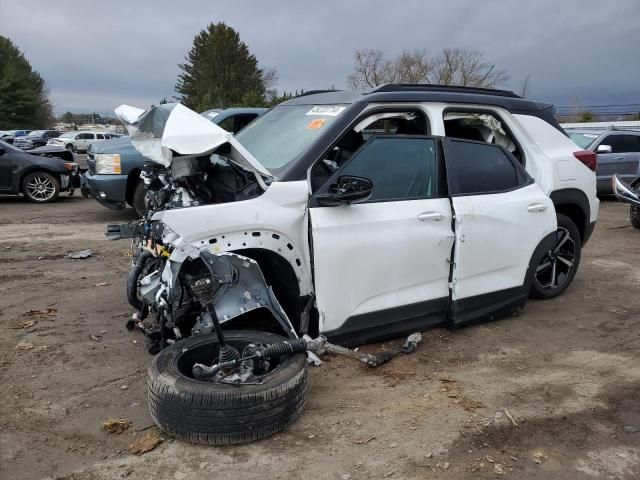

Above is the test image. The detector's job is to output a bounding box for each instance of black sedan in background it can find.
[0,140,79,202]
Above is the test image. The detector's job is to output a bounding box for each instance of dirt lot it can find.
[1,195,639,480]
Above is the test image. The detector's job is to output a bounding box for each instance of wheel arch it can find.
[549,188,590,243]
[18,167,62,193]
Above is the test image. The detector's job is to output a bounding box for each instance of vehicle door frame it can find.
[307,134,454,345]
[440,137,557,326]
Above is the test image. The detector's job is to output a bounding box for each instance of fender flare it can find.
[549,188,591,242]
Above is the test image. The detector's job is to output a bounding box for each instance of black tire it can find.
[65,143,74,151]
[630,206,640,229]
[22,171,61,203]
[148,330,308,445]
[530,213,582,300]
[131,181,147,217]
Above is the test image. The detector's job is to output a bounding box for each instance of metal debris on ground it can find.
[67,249,92,259]
[95,282,109,287]
[128,432,164,455]
[504,408,519,427]
[90,334,102,342]
[353,436,376,445]
[102,418,130,434]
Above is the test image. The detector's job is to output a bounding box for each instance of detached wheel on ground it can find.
[148,330,308,445]
[131,181,147,217]
[22,171,60,203]
[530,213,581,299]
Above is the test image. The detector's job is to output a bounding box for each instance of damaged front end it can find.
[127,227,298,353]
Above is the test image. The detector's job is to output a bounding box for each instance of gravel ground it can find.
[0,195,639,480]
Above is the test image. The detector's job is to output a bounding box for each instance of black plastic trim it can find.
[549,188,591,243]
[322,297,449,347]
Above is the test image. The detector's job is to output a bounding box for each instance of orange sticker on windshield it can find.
[307,118,326,130]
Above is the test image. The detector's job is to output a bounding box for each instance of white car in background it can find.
[48,131,110,152]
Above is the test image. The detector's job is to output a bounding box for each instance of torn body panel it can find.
[154,180,313,295]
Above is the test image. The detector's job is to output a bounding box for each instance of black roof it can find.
[281,84,554,114]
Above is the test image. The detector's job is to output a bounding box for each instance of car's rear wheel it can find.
[530,213,581,299]
[65,143,74,151]
[22,171,61,203]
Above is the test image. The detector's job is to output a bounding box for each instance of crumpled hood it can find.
[115,103,271,179]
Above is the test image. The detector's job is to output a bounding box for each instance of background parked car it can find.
[567,128,640,194]
[0,130,29,144]
[48,130,110,152]
[13,130,61,149]
[82,107,266,215]
[0,140,79,202]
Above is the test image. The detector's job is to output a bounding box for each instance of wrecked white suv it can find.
[113,85,598,445]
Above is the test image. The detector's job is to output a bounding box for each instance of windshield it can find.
[235,104,347,175]
[29,130,47,137]
[60,132,76,138]
[569,132,599,149]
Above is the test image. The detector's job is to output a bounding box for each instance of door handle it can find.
[527,203,548,213]
[417,211,445,222]
[614,156,624,161]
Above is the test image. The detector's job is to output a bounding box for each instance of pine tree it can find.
[0,36,53,129]
[176,23,265,110]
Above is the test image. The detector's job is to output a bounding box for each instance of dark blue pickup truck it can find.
[82,107,266,214]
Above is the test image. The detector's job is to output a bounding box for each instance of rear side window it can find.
[337,136,437,202]
[444,139,529,196]
[97,134,104,139]
[620,135,640,153]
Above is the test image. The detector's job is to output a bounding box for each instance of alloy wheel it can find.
[535,227,576,290]
[26,175,56,201]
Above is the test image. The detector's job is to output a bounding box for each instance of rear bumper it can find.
[83,171,128,209]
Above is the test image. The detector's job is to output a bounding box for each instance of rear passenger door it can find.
[443,139,556,325]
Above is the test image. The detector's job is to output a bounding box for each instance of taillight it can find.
[573,150,597,171]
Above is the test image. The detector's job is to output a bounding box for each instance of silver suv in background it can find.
[567,128,640,194]
[48,130,111,152]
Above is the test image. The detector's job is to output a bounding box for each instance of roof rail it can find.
[366,83,521,98]
[294,89,341,98]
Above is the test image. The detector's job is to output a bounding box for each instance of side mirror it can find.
[597,144,612,154]
[316,175,373,206]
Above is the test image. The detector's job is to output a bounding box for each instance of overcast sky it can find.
[1,0,638,116]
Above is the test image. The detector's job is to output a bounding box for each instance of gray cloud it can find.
[1,0,638,115]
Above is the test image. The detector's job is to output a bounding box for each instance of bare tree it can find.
[519,74,532,98]
[347,47,509,90]
[428,48,509,88]
[346,49,392,90]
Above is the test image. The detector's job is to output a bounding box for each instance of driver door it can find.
[309,136,453,344]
